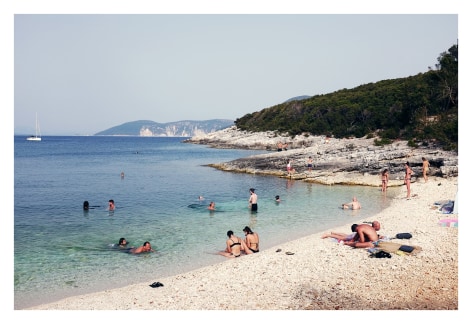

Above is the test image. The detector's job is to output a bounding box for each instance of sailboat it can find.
[26,113,42,141]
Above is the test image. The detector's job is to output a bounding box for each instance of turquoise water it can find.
[14,136,399,309]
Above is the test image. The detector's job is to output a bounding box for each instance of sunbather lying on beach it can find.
[322,221,384,242]
[321,224,358,241]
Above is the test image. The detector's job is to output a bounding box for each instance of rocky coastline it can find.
[184,126,458,186]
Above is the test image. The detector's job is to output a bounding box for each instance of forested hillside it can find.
[235,44,458,151]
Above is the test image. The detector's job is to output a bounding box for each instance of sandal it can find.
[149,282,164,288]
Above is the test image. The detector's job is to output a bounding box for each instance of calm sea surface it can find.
[14,136,399,309]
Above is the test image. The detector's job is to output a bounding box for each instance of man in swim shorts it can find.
[249,188,258,211]
[343,224,379,248]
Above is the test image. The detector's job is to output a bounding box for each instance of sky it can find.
[10,9,459,135]
[2,0,469,322]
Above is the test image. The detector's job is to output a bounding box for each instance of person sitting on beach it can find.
[207,201,216,210]
[342,197,361,210]
[243,226,259,253]
[343,224,379,248]
[130,241,155,254]
[218,230,253,258]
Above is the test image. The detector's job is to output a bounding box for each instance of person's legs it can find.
[406,179,411,198]
[344,241,374,248]
[218,251,236,258]
[321,232,347,240]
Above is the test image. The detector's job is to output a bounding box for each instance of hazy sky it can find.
[12,13,458,135]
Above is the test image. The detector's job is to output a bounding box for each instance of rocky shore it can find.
[184,126,458,186]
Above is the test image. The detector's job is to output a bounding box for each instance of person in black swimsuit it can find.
[243,226,259,253]
[218,230,253,258]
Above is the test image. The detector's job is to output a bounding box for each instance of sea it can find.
[13,135,400,309]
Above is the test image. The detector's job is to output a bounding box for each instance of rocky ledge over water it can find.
[184,126,458,186]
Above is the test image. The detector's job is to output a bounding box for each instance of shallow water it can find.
[14,136,399,309]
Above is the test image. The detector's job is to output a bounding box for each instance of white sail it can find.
[26,113,41,141]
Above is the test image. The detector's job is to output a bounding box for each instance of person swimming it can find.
[116,237,134,252]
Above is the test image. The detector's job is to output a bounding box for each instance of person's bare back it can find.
[344,224,379,248]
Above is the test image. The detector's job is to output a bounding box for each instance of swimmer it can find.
[342,197,361,210]
[108,199,115,211]
[130,241,155,254]
[208,201,216,210]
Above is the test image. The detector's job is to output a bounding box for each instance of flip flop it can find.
[285,251,294,255]
[149,282,164,288]
[276,249,282,252]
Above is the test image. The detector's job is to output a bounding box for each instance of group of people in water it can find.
[83,199,115,211]
[117,238,155,254]
[106,156,431,259]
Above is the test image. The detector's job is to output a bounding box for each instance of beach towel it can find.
[377,241,422,255]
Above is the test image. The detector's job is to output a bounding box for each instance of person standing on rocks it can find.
[286,160,295,176]
[307,156,314,171]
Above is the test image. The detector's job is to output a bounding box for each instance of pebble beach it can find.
[18,176,462,321]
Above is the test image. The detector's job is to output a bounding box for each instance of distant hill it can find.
[94,119,234,137]
[284,95,311,102]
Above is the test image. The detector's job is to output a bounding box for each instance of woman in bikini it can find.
[404,162,413,199]
[219,230,252,258]
[243,226,259,253]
